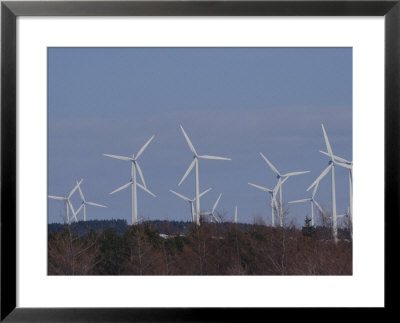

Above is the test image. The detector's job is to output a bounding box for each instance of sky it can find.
[48,47,352,226]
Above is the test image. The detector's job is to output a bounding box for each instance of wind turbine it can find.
[248,181,282,227]
[320,150,353,231]
[75,180,107,221]
[259,152,309,226]
[178,125,231,225]
[169,188,212,223]
[104,135,156,225]
[200,193,222,223]
[48,179,82,224]
[307,124,342,243]
[289,181,325,226]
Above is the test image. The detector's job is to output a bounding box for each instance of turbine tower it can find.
[178,125,231,225]
[259,153,309,226]
[307,124,343,243]
[104,135,156,225]
[289,181,325,226]
[48,179,82,224]
[234,206,238,224]
[170,188,212,223]
[76,180,107,221]
[200,193,222,223]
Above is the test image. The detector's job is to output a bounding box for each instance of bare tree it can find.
[48,224,99,275]
[122,223,161,275]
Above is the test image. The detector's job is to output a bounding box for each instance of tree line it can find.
[48,219,352,275]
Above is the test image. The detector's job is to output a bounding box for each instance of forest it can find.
[48,218,352,275]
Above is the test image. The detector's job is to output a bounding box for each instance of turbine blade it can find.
[137,183,156,197]
[68,179,83,198]
[335,161,352,169]
[86,201,107,208]
[212,214,219,223]
[319,150,330,158]
[135,161,146,187]
[110,182,132,195]
[319,150,351,165]
[312,181,320,198]
[178,158,196,186]
[276,175,289,189]
[289,198,311,204]
[259,153,280,176]
[67,200,76,217]
[70,212,78,222]
[321,124,334,159]
[48,195,65,200]
[170,190,191,202]
[78,185,85,202]
[306,164,332,191]
[198,155,231,161]
[212,193,222,213]
[273,198,279,210]
[180,125,197,156]
[248,183,272,193]
[76,203,84,215]
[135,135,155,159]
[313,200,325,215]
[199,187,212,198]
[272,178,282,198]
[103,153,133,161]
[283,171,310,177]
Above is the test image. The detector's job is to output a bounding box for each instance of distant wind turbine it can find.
[248,180,285,227]
[200,193,222,223]
[319,150,353,233]
[289,181,325,226]
[259,153,309,227]
[307,124,345,243]
[104,135,156,225]
[178,125,231,225]
[170,188,212,223]
[48,179,82,224]
[75,180,107,221]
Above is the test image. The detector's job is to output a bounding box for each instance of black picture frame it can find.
[1,0,398,321]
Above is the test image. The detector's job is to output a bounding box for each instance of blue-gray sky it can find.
[48,47,352,226]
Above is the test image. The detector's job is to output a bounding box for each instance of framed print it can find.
[1,0,399,321]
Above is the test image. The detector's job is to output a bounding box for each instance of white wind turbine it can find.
[178,125,231,225]
[259,153,309,227]
[48,179,82,224]
[289,181,325,226]
[169,188,212,223]
[200,193,222,223]
[319,150,353,230]
[104,135,156,225]
[307,124,346,243]
[248,181,283,227]
[75,180,107,222]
